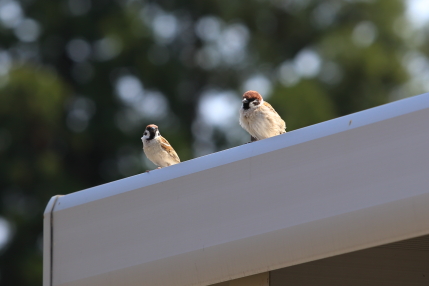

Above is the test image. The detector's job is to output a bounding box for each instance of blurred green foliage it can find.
[0,0,425,284]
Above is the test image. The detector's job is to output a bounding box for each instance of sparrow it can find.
[239,90,286,142]
[141,124,180,169]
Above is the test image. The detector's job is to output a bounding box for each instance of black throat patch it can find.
[243,98,255,110]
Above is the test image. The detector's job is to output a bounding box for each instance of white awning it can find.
[44,93,429,286]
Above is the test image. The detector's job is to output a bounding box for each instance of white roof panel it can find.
[44,93,429,286]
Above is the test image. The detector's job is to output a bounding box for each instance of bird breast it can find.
[239,105,285,140]
[143,139,176,167]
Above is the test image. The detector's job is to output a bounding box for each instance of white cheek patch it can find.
[142,132,150,140]
[250,102,260,109]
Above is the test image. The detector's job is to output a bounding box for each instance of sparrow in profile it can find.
[239,90,286,142]
[141,124,180,169]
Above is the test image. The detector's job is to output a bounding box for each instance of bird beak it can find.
[242,99,248,104]
[141,137,144,140]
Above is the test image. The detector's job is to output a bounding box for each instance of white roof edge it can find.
[43,195,63,286]
[51,93,429,212]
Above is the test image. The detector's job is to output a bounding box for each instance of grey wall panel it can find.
[210,273,268,286]
[43,93,429,286]
[271,235,429,286]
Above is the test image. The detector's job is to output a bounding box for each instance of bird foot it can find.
[145,167,162,173]
[244,136,257,143]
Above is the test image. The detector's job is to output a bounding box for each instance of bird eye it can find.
[144,132,148,135]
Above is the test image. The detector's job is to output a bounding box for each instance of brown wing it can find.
[263,101,279,114]
[159,136,181,163]
[263,101,286,134]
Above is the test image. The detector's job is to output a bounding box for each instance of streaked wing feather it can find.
[263,101,286,133]
[159,137,180,162]
[263,101,278,114]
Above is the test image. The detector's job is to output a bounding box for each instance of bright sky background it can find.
[407,0,429,27]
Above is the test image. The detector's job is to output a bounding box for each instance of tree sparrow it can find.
[141,124,180,169]
[239,90,286,141]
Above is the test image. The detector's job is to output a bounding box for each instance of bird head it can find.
[242,90,263,110]
[142,124,160,141]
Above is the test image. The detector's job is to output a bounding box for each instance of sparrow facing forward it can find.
[239,90,286,142]
[141,124,180,168]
